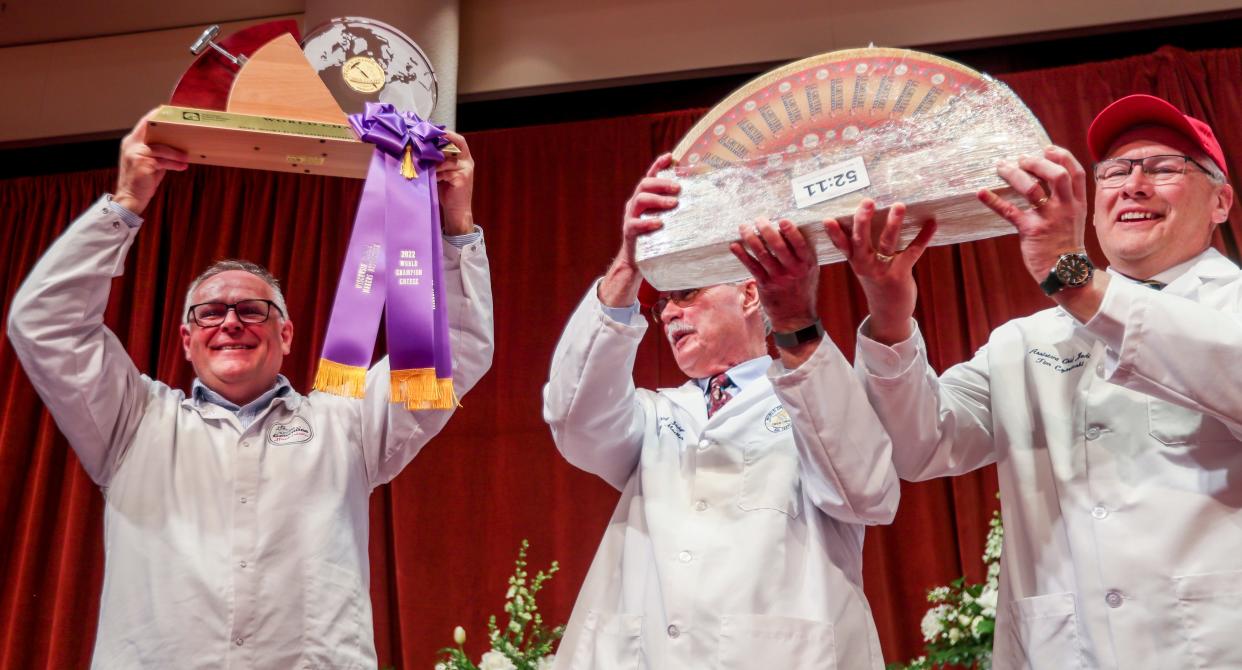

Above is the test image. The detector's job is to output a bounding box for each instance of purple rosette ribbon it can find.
[313,102,456,409]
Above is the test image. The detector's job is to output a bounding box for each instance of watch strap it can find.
[1039,271,1066,295]
[772,319,825,348]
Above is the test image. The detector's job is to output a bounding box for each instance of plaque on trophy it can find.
[635,47,1051,291]
[146,17,448,179]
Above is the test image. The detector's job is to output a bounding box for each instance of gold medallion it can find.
[341,56,385,93]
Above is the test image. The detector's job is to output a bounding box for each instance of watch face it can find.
[1056,254,1092,286]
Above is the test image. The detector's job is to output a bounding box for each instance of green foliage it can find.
[887,510,1003,670]
[435,540,565,670]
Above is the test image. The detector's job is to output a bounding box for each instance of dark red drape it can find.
[1,45,1239,669]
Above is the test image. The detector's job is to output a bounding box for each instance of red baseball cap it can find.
[1087,94,1228,178]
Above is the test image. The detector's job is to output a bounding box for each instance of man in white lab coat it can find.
[7,113,494,668]
[826,94,1239,669]
[544,154,903,669]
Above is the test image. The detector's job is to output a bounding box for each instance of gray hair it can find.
[183,260,288,323]
[1198,155,1228,185]
[729,279,773,335]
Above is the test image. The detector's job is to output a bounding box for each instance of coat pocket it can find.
[1148,399,1233,445]
[1174,569,1242,669]
[1010,592,1085,670]
[302,561,365,669]
[567,610,644,670]
[737,440,802,518]
[717,614,836,669]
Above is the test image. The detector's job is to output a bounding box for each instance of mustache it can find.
[665,320,695,342]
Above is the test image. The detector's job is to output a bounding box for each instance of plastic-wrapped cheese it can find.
[636,47,1051,291]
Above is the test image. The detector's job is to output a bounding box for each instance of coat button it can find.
[694,500,708,512]
[666,625,680,638]
[235,637,244,646]
[1105,590,1123,608]
[697,439,710,452]
[1085,426,1101,440]
[678,551,692,563]
[1091,505,1109,520]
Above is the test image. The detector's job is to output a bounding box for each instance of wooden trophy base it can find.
[146,105,372,178]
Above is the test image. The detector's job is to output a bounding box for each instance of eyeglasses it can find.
[187,299,283,327]
[1093,154,1212,189]
[650,288,703,321]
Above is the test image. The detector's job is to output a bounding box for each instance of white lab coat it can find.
[543,284,899,669]
[855,248,1242,670]
[7,197,494,669]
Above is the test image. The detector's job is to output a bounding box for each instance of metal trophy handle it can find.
[190,25,248,67]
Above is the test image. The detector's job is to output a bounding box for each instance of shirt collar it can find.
[1106,247,1232,287]
[693,355,772,393]
[192,374,293,415]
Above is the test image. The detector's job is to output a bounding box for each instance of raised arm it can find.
[542,284,648,490]
[542,155,678,489]
[362,130,495,485]
[731,216,900,523]
[827,199,997,481]
[978,145,1242,431]
[6,111,188,485]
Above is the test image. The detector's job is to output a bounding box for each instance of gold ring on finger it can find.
[1032,194,1050,208]
[874,251,894,263]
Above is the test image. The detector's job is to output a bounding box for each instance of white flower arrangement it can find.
[889,509,1003,670]
[436,540,564,670]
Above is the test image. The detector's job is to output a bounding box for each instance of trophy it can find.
[149,18,460,409]
[635,47,1051,291]
[146,17,448,179]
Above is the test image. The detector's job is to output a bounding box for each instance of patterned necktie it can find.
[706,373,733,418]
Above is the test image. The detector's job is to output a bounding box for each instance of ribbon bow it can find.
[349,103,447,179]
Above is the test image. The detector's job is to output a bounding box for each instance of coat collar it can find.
[182,375,304,419]
[1106,247,1238,288]
[664,358,775,424]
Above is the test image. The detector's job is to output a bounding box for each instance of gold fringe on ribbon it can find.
[312,358,369,398]
[400,145,418,180]
[390,368,458,410]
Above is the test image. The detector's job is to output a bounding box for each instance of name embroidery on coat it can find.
[1028,347,1091,374]
[657,416,686,440]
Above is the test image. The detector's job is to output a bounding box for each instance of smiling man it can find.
[543,155,900,669]
[7,113,494,668]
[828,94,1240,669]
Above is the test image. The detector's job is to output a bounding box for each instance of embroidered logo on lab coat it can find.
[764,405,792,433]
[268,417,314,445]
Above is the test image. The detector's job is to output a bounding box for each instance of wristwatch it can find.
[1039,252,1095,296]
[772,319,825,348]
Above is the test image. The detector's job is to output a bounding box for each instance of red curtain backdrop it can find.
[1,45,1239,668]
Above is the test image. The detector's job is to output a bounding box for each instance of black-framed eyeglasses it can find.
[1093,154,1212,189]
[187,299,283,327]
[650,288,703,322]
